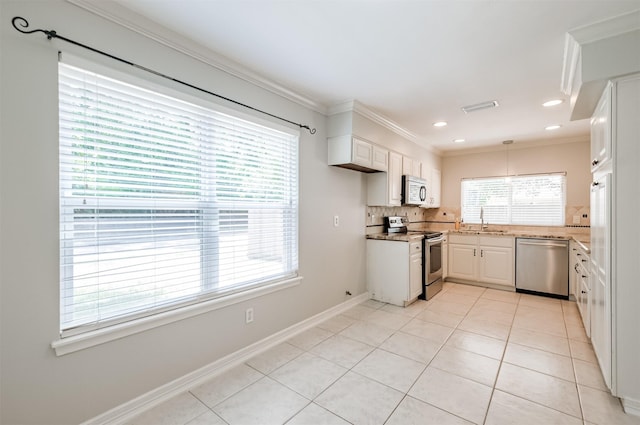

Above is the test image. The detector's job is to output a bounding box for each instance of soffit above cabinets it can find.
[562,9,640,120]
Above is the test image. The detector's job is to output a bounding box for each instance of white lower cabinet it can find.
[590,172,611,388]
[447,234,514,288]
[574,248,591,337]
[367,239,422,306]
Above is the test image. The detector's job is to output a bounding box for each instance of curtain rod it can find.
[11,16,317,135]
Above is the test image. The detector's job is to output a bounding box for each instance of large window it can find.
[59,60,299,336]
[461,174,565,226]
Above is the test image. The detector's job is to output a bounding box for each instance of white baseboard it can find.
[622,396,640,417]
[81,292,370,425]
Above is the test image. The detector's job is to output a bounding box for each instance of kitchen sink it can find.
[455,229,508,234]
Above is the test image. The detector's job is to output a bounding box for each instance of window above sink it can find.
[461,173,566,226]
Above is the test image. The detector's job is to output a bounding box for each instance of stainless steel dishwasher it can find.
[516,238,569,298]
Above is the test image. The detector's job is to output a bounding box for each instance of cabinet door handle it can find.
[480,249,484,257]
[592,159,599,166]
[473,249,476,256]
[582,275,587,278]
[582,290,587,294]
[592,181,600,187]
[581,259,587,263]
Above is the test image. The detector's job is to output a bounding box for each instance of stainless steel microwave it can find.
[402,175,427,206]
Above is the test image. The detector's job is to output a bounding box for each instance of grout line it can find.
[481,286,517,425]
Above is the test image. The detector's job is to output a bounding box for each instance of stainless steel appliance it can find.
[516,238,569,298]
[420,232,444,299]
[402,175,427,206]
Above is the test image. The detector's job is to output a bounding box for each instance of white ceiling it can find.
[107,0,640,152]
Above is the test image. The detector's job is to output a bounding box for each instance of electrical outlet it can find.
[334,215,339,227]
[245,308,254,324]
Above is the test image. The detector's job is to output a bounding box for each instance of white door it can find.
[448,244,476,280]
[410,254,422,300]
[479,246,513,286]
[388,152,403,206]
[590,173,611,388]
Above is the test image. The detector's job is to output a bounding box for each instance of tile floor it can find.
[128,282,640,425]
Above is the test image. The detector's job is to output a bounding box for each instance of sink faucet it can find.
[480,207,488,230]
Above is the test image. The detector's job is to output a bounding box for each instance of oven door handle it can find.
[426,236,445,244]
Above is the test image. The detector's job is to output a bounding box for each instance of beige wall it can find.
[441,139,591,212]
[0,1,369,423]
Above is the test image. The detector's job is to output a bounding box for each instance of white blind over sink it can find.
[461,173,566,226]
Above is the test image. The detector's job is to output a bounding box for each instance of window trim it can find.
[51,275,303,356]
[461,172,567,226]
[55,53,301,350]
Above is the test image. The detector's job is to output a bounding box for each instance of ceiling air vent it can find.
[461,100,499,114]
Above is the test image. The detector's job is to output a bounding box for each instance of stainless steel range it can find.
[384,216,444,300]
[412,230,444,300]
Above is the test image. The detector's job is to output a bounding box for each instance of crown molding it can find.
[441,135,589,157]
[328,100,424,144]
[560,34,581,96]
[569,9,640,45]
[561,9,640,96]
[65,0,327,115]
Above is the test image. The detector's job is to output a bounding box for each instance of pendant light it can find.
[503,139,513,179]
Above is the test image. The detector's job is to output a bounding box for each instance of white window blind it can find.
[59,61,299,336]
[461,174,565,226]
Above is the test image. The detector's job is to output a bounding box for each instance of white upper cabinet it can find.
[328,135,388,172]
[372,145,389,172]
[367,151,402,206]
[590,83,612,173]
[428,168,441,208]
[402,155,422,177]
[421,165,441,208]
[352,137,373,165]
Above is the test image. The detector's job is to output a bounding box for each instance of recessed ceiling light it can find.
[453,138,465,143]
[543,99,564,107]
[461,100,499,114]
[433,121,447,127]
[545,125,561,130]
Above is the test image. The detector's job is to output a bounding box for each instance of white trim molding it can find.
[328,100,420,144]
[65,1,435,153]
[52,277,303,356]
[561,9,640,118]
[327,100,438,153]
[65,0,327,115]
[622,397,640,418]
[80,292,370,425]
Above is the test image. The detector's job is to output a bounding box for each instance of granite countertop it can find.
[447,230,591,253]
[448,229,570,239]
[573,239,591,253]
[368,229,591,253]
[366,233,425,242]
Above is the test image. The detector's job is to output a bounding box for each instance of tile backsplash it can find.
[366,205,590,238]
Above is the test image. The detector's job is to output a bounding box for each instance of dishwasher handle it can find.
[518,241,568,248]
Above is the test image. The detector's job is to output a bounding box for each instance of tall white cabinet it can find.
[589,74,640,402]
